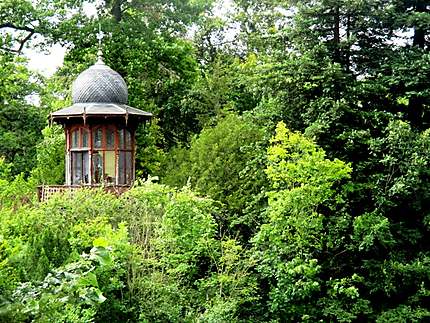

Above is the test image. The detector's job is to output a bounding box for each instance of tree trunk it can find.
[345,13,351,71]
[111,0,122,22]
[333,5,341,62]
[413,2,427,48]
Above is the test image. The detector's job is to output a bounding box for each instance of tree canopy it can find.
[0,0,429,321]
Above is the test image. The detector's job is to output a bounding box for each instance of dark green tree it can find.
[162,114,268,238]
[0,53,45,176]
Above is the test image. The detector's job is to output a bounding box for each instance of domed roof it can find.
[72,58,128,104]
[50,54,152,124]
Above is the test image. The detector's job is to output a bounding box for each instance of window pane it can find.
[93,128,103,148]
[71,152,89,184]
[71,130,79,148]
[126,151,133,183]
[118,151,125,185]
[93,152,103,184]
[105,151,115,184]
[118,129,125,149]
[82,129,89,148]
[72,152,82,184]
[82,152,89,183]
[106,128,115,149]
[125,130,132,149]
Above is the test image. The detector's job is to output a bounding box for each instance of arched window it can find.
[69,127,90,185]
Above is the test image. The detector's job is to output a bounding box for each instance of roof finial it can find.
[96,22,105,64]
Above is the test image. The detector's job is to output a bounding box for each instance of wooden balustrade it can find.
[37,185,131,202]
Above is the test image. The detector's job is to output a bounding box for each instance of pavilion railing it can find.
[37,185,131,202]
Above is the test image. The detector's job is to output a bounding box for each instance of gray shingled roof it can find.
[50,57,152,122]
[51,103,152,119]
[72,59,128,104]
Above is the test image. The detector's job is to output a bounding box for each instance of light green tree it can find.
[252,122,372,321]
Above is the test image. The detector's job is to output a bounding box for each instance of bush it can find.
[0,182,257,322]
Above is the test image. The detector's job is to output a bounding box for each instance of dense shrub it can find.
[0,182,256,322]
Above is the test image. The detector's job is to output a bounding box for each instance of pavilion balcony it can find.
[37,184,131,202]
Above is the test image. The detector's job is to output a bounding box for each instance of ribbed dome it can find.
[72,58,128,104]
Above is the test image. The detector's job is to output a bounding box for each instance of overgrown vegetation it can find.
[1,0,430,321]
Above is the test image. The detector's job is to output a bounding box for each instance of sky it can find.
[24,0,234,77]
[23,1,102,76]
[25,43,67,77]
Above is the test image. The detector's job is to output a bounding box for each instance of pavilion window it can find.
[94,127,103,149]
[70,127,90,185]
[91,125,121,185]
[117,128,133,185]
[92,151,103,183]
[72,152,89,184]
[106,127,115,148]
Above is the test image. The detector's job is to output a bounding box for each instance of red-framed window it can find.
[67,124,134,186]
[117,128,133,185]
[92,125,117,184]
[69,126,90,185]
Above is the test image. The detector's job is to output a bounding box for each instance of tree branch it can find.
[17,30,35,53]
[0,22,37,53]
[0,22,35,33]
[0,46,19,53]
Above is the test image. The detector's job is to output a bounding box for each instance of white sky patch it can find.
[389,29,414,47]
[210,0,239,46]
[25,43,67,77]
[213,0,234,18]
[82,1,99,17]
[24,1,100,77]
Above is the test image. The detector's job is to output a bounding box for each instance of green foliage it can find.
[8,246,110,322]
[163,114,268,233]
[1,0,430,321]
[196,238,258,322]
[111,36,201,146]
[253,122,363,321]
[369,120,430,212]
[352,212,394,251]
[376,304,430,323]
[0,53,45,176]
[156,187,218,278]
[249,120,430,321]
[0,158,11,180]
[0,189,129,321]
[31,125,65,185]
[123,183,257,322]
[0,182,257,322]
[135,120,166,179]
[0,174,36,210]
